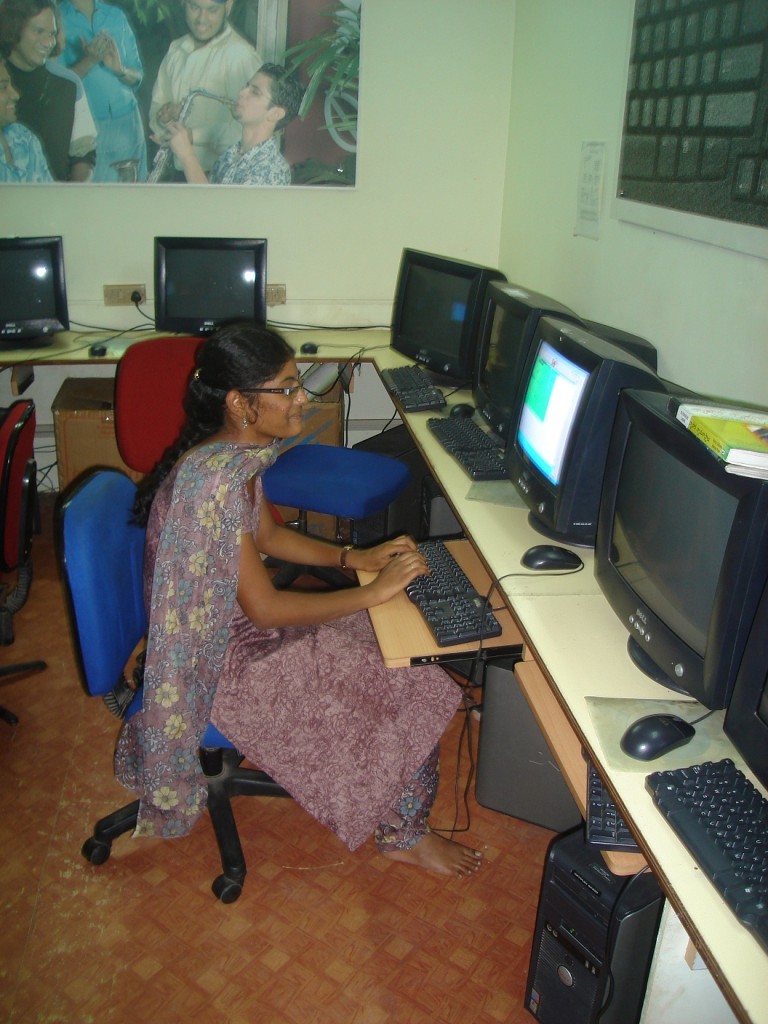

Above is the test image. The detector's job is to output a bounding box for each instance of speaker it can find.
[525,828,663,1024]
[476,661,582,832]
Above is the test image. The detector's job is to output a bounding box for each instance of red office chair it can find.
[113,335,203,475]
[114,335,411,587]
[0,400,47,725]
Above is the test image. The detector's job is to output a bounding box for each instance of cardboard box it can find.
[53,377,141,491]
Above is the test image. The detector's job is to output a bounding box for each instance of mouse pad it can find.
[466,480,527,507]
[585,696,728,773]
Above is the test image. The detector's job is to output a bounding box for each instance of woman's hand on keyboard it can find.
[364,545,429,606]
[351,535,421,572]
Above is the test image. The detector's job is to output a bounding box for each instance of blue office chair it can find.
[114,335,412,589]
[262,442,411,587]
[56,469,290,903]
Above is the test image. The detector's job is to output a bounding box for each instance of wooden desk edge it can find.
[514,659,647,876]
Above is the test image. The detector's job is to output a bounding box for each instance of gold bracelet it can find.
[339,544,354,570]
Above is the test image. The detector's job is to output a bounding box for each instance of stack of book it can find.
[673,400,768,479]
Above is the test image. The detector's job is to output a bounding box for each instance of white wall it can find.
[498,0,768,406]
[4,0,767,440]
[1,1,516,330]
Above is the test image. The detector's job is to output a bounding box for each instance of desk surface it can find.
[357,539,523,668]
[9,326,766,1024]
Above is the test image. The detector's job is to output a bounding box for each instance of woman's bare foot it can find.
[380,831,483,877]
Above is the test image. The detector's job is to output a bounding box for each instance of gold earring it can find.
[242,415,248,430]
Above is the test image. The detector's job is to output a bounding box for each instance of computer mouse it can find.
[300,342,318,355]
[520,544,584,571]
[450,403,475,418]
[88,343,107,358]
[620,714,696,761]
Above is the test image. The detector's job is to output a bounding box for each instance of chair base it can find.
[0,660,47,725]
[267,509,358,590]
[270,560,357,590]
[82,746,290,902]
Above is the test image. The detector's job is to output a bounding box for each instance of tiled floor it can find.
[1,497,554,1023]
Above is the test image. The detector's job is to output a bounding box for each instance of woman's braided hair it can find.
[132,320,294,524]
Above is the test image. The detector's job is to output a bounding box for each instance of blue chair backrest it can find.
[58,470,148,698]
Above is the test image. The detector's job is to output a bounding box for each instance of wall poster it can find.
[0,0,360,186]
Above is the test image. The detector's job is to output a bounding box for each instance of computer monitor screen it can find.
[596,389,768,710]
[0,236,69,346]
[390,248,505,383]
[724,576,768,790]
[473,282,581,443]
[154,237,267,334]
[505,318,661,546]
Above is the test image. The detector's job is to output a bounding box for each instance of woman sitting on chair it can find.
[114,321,482,878]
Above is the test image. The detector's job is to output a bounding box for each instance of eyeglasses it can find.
[245,384,305,397]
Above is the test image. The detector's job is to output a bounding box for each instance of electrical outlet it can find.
[266,283,286,305]
[103,284,146,306]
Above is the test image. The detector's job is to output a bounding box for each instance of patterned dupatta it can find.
[114,440,280,838]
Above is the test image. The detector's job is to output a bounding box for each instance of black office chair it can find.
[0,400,47,725]
[56,469,290,902]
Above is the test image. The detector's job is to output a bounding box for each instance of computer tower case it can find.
[421,473,463,538]
[352,425,427,543]
[525,828,663,1024]
[476,660,582,833]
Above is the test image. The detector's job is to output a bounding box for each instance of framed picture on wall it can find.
[611,0,767,259]
[0,0,360,187]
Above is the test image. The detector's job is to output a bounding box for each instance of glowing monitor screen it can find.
[517,340,590,485]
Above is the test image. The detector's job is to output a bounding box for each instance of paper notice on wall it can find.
[575,141,606,240]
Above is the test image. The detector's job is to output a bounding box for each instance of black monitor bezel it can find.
[724,576,768,790]
[505,318,660,546]
[0,235,69,345]
[390,248,505,383]
[154,236,268,335]
[595,389,768,710]
[473,281,581,442]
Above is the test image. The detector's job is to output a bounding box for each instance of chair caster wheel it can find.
[82,837,111,865]
[212,874,243,903]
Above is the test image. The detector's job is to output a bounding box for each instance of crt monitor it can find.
[390,248,505,383]
[724,575,768,790]
[0,236,69,346]
[154,237,267,334]
[505,317,662,546]
[473,281,581,443]
[595,388,768,711]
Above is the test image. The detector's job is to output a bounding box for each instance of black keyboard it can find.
[646,758,768,953]
[406,540,502,647]
[618,0,768,223]
[586,759,641,853]
[380,365,446,412]
[427,416,507,481]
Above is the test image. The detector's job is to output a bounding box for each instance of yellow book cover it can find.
[688,415,768,467]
